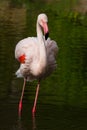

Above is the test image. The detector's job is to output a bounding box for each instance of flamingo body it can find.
[15,37,58,80]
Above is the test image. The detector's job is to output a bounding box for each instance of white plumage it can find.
[15,13,58,114]
[15,14,58,81]
[15,37,58,80]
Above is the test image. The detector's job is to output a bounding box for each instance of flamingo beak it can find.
[45,31,49,40]
[43,22,49,40]
[41,20,49,40]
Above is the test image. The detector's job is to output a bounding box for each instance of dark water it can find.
[0,0,87,130]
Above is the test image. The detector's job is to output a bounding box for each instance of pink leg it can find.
[32,81,40,114]
[19,78,26,116]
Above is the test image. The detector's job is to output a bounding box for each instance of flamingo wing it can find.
[15,37,39,63]
[15,37,39,79]
[45,38,58,76]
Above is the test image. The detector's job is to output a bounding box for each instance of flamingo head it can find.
[38,13,49,40]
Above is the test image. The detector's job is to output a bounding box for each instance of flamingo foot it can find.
[32,107,36,114]
[18,100,22,116]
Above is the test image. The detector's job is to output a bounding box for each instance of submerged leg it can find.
[19,78,26,116]
[32,81,40,114]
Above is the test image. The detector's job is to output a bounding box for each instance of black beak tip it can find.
[45,32,49,40]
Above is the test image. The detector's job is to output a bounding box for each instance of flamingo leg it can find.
[19,78,26,116]
[32,81,40,114]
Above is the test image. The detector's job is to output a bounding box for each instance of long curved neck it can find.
[37,21,43,40]
[36,20,47,72]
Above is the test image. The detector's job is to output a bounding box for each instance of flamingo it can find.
[15,13,58,115]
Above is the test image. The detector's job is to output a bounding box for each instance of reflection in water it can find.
[12,118,25,130]
[12,113,36,130]
[16,119,24,130]
[32,113,36,130]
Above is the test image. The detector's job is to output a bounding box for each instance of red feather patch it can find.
[18,54,26,63]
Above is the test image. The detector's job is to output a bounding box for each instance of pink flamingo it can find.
[15,13,58,115]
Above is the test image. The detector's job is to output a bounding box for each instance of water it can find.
[0,0,87,129]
